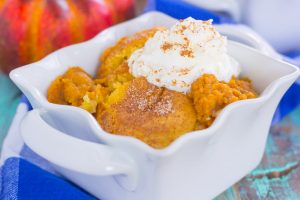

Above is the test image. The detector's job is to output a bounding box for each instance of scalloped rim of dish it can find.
[10,11,300,157]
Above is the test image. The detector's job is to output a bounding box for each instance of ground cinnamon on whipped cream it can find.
[128,17,241,93]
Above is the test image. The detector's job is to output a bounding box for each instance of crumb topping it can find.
[123,79,174,116]
[153,96,173,115]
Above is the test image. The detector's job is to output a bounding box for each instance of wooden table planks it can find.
[217,107,300,199]
[0,73,21,149]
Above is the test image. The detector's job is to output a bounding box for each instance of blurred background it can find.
[5,0,300,74]
[0,0,300,199]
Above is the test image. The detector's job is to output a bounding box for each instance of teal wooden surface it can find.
[217,107,300,199]
[0,73,21,149]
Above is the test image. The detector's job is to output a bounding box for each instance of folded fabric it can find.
[1,157,94,200]
[0,97,96,200]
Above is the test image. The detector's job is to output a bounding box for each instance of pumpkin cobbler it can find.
[47,18,257,148]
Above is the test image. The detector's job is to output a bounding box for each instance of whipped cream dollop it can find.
[128,17,240,93]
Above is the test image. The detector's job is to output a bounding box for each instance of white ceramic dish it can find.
[10,12,299,200]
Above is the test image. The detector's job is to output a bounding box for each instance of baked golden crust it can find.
[97,27,164,83]
[97,77,197,148]
[47,27,257,148]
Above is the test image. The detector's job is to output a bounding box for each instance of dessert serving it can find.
[11,12,300,200]
[47,17,257,148]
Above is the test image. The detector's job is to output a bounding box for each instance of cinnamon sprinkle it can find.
[171,80,177,86]
[202,20,212,25]
[179,68,190,75]
[124,78,173,116]
[183,37,190,44]
[180,49,194,58]
[161,42,173,51]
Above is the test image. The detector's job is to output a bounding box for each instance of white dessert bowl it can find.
[10,12,299,200]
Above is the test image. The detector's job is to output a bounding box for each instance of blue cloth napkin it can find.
[1,1,300,199]
[1,158,94,200]
[0,97,96,200]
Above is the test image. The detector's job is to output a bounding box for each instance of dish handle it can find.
[217,24,281,59]
[20,109,138,191]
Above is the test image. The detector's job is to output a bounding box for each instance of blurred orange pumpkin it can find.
[0,0,134,74]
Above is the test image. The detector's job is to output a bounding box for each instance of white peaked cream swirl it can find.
[128,17,241,93]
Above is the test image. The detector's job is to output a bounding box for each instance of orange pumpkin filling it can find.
[47,28,257,148]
